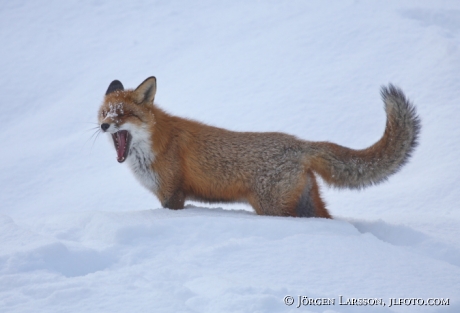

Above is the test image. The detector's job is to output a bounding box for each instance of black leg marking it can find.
[163,190,185,210]
[295,177,316,217]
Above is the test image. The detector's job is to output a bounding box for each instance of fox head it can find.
[98,77,157,163]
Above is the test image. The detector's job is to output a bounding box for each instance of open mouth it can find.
[111,130,131,163]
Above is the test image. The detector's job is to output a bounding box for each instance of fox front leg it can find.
[162,190,185,210]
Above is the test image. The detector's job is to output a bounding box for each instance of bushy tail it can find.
[307,84,421,189]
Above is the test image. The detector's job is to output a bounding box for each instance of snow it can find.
[1,0,460,312]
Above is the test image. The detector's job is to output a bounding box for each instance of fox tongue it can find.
[116,131,127,162]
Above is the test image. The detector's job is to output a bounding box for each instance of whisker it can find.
[84,129,102,148]
[89,129,101,140]
[91,130,102,150]
[85,126,100,133]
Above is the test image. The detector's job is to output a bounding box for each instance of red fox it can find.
[98,77,420,218]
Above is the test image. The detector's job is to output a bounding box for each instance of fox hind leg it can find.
[295,170,331,218]
[248,170,331,218]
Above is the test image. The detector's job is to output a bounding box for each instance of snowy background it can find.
[1,0,460,312]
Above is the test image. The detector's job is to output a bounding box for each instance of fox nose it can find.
[101,123,110,131]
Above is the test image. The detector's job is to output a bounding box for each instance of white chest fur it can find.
[121,123,159,193]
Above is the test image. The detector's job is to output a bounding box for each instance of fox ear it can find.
[134,76,157,104]
[106,80,124,95]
